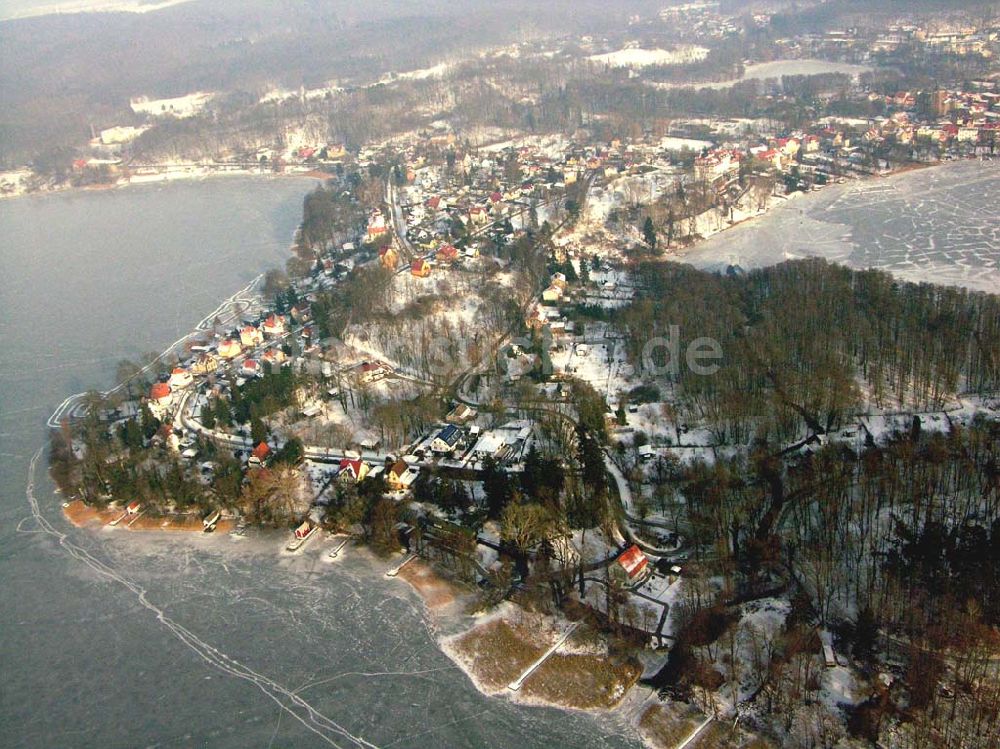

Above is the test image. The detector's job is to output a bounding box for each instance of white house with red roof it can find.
[262,314,286,337]
[436,244,459,264]
[358,361,392,384]
[148,382,173,418]
[615,545,650,582]
[149,382,173,406]
[240,325,264,348]
[366,211,389,242]
[261,348,288,367]
[337,458,371,483]
[168,367,193,389]
[249,441,271,466]
[240,359,260,378]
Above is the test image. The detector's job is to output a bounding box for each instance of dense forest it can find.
[611,261,1000,748]
[614,260,1000,444]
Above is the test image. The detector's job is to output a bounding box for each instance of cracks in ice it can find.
[20,447,379,749]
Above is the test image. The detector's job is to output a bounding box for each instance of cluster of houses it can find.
[143,311,293,421]
[801,22,998,60]
[690,94,998,191]
[379,135,652,264]
[861,88,1000,153]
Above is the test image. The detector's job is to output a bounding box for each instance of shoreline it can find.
[48,272,267,428]
[62,499,235,533]
[391,561,644,716]
[0,0,195,22]
[667,157,1000,292]
[1,165,327,202]
[665,158,947,265]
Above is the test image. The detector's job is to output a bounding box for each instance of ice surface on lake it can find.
[681,161,1000,294]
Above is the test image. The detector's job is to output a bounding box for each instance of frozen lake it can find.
[651,58,873,90]
[0,178,641,747]
[678,161,1000,294]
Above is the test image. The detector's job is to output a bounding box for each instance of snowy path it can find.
[508,622,580,691]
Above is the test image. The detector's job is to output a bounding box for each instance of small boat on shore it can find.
[108,503,133,526]
[203,510,222,532]
[286,521,318,551]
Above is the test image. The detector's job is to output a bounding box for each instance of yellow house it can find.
[411,259,432,278]
[218,339,242,359]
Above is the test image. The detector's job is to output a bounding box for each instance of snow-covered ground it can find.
[391,62,453,82]
[131,92,214,119]
[679,161,1000,293]
[660,136,714,152]
[259,83,343,105]
[588,45,709,69]
[0,170,33,199]
[479,133,572,160]
[0,0,192,20]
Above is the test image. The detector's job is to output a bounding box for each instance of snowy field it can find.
[588,45,709,68]
[660,136,714,152]
[0,0,192,20]
[678,161,1000,294]
[131,91,214,118]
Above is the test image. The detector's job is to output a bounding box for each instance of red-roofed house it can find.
[338,458,370,483]
[240,325,264,348]
[436,244,459,264]
[218,338,242,359]
[775,137,800,157]
[359,361,392,383]
[261,348,287,366]
[758,149,784,171]
[379,246,399,270]
[249,442,271,466]
[616,545,650,581]
[366,212,389,242]
[168,367,193,389]
[149,382,172,406]
[262,314,286,337]
[411,258,431,278]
